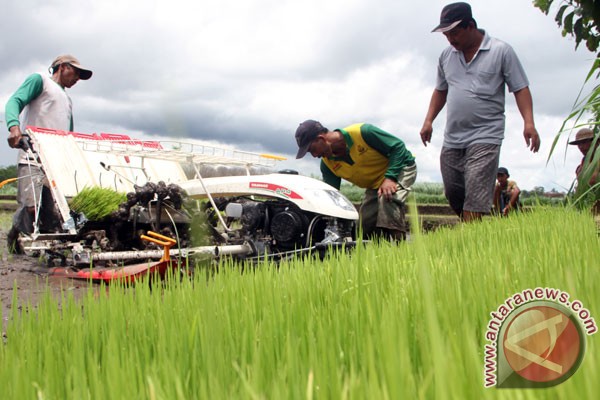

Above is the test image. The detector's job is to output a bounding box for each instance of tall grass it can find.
[0,207,598,399]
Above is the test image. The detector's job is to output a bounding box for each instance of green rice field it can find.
[1,207,599,399]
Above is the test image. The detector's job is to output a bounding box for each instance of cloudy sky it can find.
[0,0,596,191]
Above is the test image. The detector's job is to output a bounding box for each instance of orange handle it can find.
[0,177,17,189]
[140,231,177,261]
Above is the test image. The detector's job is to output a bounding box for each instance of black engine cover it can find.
[270,210,303,244]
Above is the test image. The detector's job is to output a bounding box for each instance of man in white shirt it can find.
[5,54,93,252]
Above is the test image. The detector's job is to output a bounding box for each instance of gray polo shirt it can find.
[436,30,529,148]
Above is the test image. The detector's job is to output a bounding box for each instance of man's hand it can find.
[513,88,540,153]
[420,89,447,147]
[523,124,540,153]
[378,178,398,201]
[420,122,433,147]
[7,126,22,149]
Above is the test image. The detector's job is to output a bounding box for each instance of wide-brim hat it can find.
[569,128,595,145]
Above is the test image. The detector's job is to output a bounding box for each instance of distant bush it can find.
[412,182,446,204]
[0,165,17,182]
[339,181,568,207]
[339,183,364,203]
[413,193,448,205]
[0,165,18,195]
[0,185,17,196]
[412,182,444,196]
[339,181,447,205]
[521,196,565,207]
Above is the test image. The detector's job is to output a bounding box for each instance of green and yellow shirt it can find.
[320,123,414,190]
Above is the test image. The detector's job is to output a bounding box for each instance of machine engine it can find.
[205,197,356,259]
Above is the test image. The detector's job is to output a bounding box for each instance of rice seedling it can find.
[0,207,598,399]
[70,187,128,221]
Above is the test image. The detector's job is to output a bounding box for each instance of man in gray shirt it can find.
[419,2,540,222]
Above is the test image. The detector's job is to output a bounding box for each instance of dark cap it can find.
[497,167,509,177]
[295,120,327,159]
[569,128,595,145]
[432,2,472,33]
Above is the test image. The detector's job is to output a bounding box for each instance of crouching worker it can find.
[494,167,521,216]
[295,120,417,241]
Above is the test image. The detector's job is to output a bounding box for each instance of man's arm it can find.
[504,183,521,215]
[508,185,521,207]
[361,124,415,201]
[5,73,44,148]
[419,89,447,146]
[513,87,540,153]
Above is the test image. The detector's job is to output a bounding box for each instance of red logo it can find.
[498,303,586,387]
[249,182,302,199]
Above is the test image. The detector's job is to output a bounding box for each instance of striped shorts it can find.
[440,144,501,215]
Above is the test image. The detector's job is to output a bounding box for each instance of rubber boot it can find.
[6,226,24,254]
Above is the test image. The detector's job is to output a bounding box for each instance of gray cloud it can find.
[0,0,593,190]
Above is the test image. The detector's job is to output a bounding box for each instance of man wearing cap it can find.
[295,120,416,240]
[569,128,599,188]
[4,54,93,252]
[493,167,521,216]
[419,2,540,222]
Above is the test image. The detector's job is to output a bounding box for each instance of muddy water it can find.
[0,229,92,331]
